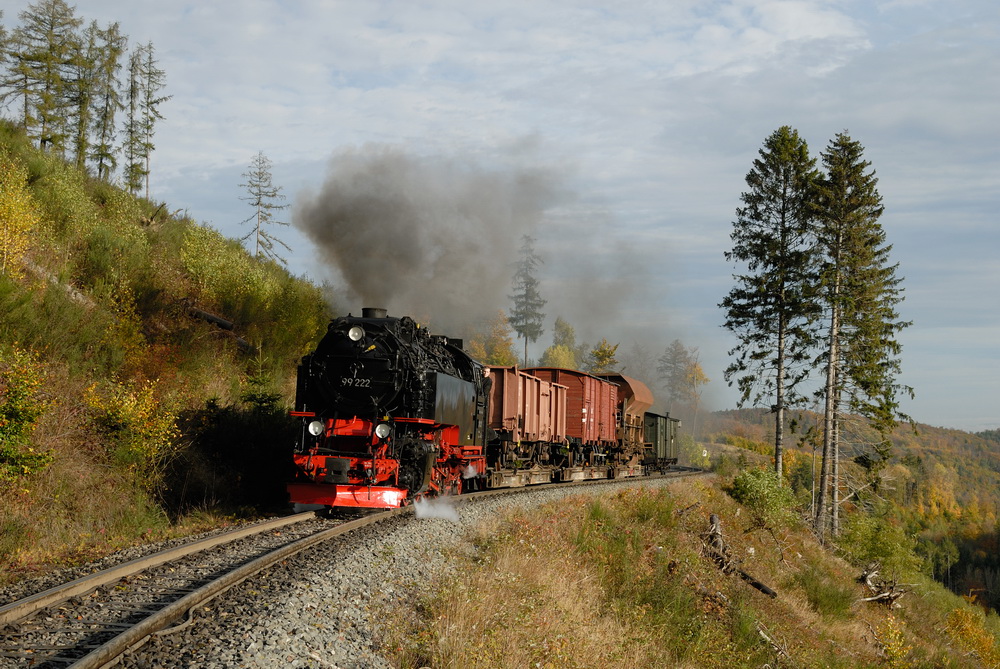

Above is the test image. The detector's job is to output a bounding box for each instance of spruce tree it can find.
[7,0,82,153]
[68,20,99,171]
[86,21,126,180]
[124,41,169,197]
[812,132,911,537]
[240,151,291,264]
[507,235,546,367]
[138,41,168,199]
[123,44,142,193]
[721,126,821,478]
[657,339,695,414]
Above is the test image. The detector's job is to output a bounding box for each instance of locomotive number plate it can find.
[341,377,372,387]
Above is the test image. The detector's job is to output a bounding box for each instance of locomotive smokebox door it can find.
[324,457,351,484]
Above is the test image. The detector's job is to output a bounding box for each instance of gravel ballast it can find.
[11,476,698,669]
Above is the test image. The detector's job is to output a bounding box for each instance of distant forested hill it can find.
[703,408,1000,609]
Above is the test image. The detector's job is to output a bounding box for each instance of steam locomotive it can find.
[288,308,679,510]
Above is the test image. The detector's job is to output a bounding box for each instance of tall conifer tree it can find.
[68,20,100,170]
[123,44,142,193]
[812,132,911,537]
[86,21,126,180]
[7,0,82,153]
[658,339,695,413]
[721,126,820,478]
[124,41,169,197]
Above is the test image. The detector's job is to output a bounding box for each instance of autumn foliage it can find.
[0,153,41,278]
[0,119,330,579]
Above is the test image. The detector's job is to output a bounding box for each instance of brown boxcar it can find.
[486,366,567,443]
[600,373,654,456]
[523,367,617,446]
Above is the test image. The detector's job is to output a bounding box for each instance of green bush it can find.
[84,379,179,488]
[678,433,710,468]
[720,434,772,456]
[712,453,739,478]
[625,487,677,528]
[163,398,296,513]
[30,159,100,241]
[836,511,921,578]
[792,560,855,618]
[0,276,128,377]
[727,467,798,531]
[0,345,53,481]
[0,151,42,279]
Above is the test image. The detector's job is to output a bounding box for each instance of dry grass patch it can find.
[0,364,245,584]
[384,478,999,668]
[390,502,656,668]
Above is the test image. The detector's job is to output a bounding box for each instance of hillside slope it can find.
[0,120,332,579]
[387,476,1000,668]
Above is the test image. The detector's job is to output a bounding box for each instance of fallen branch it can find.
[685,574,731,608]
[701,514,777,599]
[757,622,789,658]
[182,299,256,353]
[857,561,909,608]
[141,203,167,226]
[677,502,701,517]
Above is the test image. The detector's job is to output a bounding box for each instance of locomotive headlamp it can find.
[374,422,391,439]
[347,325,365,341]
[308,420,324,436]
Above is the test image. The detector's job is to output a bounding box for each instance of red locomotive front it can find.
[288,309,488,510]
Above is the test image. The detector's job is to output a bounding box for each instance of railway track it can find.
[0,469,703,668]
[0,511,394,668]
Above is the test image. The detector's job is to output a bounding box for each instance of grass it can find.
[381,478,997,669]
[0,456,244,583]
[790,559,856,619]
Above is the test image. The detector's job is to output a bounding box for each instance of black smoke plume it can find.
[294,145,562,330]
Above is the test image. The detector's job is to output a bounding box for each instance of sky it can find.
[4,0,997,432]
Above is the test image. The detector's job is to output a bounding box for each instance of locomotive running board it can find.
[287,483,408,509]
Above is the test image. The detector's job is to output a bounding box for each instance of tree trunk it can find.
[817,273,841,539]
[832,387,841,536]
[775,311,786,478]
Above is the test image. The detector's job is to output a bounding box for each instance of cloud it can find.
[30,0,999,430]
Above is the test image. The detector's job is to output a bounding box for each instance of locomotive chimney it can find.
[362,307,388,319]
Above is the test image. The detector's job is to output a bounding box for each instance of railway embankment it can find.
[382,474,994,669]
[3,470,996,667]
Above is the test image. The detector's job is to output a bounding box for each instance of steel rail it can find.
[14,468,704,668]
[0,511,317,626]
[73,472,693,667]
[69,506,407,669]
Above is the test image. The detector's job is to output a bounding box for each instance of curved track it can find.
[0,469,703,668]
